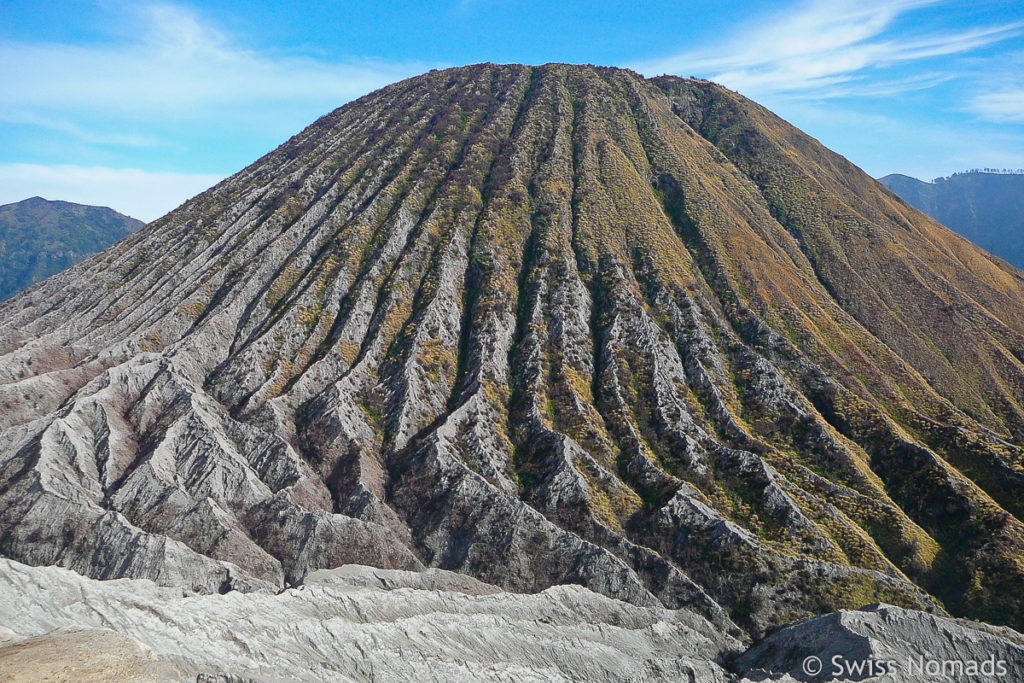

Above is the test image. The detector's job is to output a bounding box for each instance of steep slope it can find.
[0,197,144,300]
[1,64,1023,638]
[880,172,1024,269]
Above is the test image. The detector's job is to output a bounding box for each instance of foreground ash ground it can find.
[2,558,1022,681]
[1,63,1024,680]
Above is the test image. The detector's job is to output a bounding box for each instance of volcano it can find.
[2,64,1024,645]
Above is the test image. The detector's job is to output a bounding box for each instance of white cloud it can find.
[0,164,225,222]
[0,3,436,122]
[632,0,1022,99]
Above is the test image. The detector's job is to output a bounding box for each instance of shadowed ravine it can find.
[2,64,1024,643]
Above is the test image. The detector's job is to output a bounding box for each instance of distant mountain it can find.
[0,197,143,300]
[879,171,1024,268]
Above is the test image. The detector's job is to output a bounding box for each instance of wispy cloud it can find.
[962,51,1024,123]
[632,0,1022,99]
[969,89,1024,123]
[0,111,161,148]
[0,164,225,222]
[797,72,954,100]
[0,3,437,125]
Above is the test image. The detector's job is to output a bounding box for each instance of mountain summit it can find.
[2,64,1023,638]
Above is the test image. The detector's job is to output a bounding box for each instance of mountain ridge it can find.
[1,63,1022,641]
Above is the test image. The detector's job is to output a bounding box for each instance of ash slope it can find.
[1,64,1023,637]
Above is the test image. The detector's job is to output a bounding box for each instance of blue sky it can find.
[1,0,1023,220]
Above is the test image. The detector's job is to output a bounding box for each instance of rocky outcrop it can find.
[1,63,1023,644]
[733,603,1024,682]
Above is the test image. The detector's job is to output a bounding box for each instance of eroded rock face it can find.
[1,63,1024,642]
[0,559,738,682]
